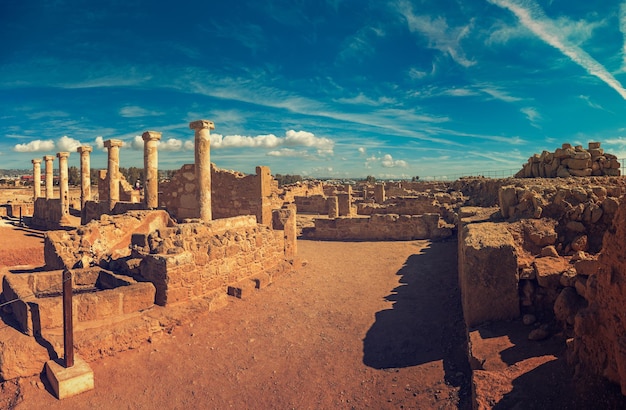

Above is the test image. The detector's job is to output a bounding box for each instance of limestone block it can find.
[569,168,592,177]
[0,325,50,380]
[498,186,517,218]
[534,256,569,288]
[574,258,599,276]
[459,222,519,328]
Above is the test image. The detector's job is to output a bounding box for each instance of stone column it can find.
[142,131,162,209]
[57,152,70,221]
[104,139,123,212]
[31,159,42,200]
[44,155,55,199]
[190,120,215,221]
[76,146,92,209]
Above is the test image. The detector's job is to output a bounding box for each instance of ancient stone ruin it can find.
[4,136,626,406]
[1,119,298,383]
[515,142,621,178]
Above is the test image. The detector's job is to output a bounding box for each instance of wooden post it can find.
[63,269,74,368]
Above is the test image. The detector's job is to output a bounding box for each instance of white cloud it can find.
[56,135,82,152]
[94,136,105,150]
[358,147,366,154]
[266,148,310,157]
[397,1,475,67]
[381,154,408,168]
[131,136,144,150]
[119,105,164,118]
[210,130,334,155]
[480,86,523,102]
[366,153,408,168]
[159,138,185,152]
[488,0,626,100]
[14,139,55,152]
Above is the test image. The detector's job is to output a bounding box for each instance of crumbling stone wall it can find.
[515,142,621,178]
[357,193,463,225]
[136,216,291,305]
[31,198,63,229]
[294,194,328,214]
[159,164,275,224]
[279,181,324,204]
[97,170,140,203]
[302,213,453,241]
[570,197,626,395]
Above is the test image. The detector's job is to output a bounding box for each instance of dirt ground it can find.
[0,218,471,409]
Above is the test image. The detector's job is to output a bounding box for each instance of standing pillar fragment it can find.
[44,155,55,199]
[104,139,123,212]
[57,152,70,221]
[31,159,42,200]
[76,146,92,209]
[190,120,215,221]
[142,131,162,209]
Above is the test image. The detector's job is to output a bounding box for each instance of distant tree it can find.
[120,167,144,185]
[68,166,80,186]
[365,175,376,184]
[411,176,420,182]
[275,174,303,187]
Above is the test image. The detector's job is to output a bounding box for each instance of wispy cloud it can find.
[119,106,164,118]
[396,1,475,67]
[578,95,604,110]
[619,2,626,71]
[520,106,541,128]
[488,0,626,99]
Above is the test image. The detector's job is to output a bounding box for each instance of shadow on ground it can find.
[362,240,471,403]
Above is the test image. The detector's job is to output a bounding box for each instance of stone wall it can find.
[357,193,463,224]
[97,170,140,203]
[570,197,626,394]
[515,142,621,178]
[159,164,275,224]
[136,215,291,305]
[31,198,63,229]
[279,181,324,204]
[294,194,328,214]
[301,213,453,241]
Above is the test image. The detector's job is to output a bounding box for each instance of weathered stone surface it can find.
[534,256,570,288]
[0,325,49,381]
[459,222,519,328]
[515,142,620,178]
[554,287,585,325]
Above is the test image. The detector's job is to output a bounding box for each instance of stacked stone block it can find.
[516,142,621,178]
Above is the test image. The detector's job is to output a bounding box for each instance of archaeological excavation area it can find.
[3,135,626,408]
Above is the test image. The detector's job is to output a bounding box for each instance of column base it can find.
[45,356,94,399]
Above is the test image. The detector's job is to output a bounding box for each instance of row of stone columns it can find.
[30,119,215,222]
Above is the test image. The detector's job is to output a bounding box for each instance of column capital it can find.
[56,152,70,159]
[189,120,215,131]
[77,145,93,154]
[104,139,124,149]
[32,158,42,164]
[44,155,55,161]
[142,131,162,142]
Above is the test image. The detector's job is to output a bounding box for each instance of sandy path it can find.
[11,238,470,409]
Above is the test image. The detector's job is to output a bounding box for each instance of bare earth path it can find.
[8,237,470,409]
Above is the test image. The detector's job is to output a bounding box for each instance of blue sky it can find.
[3,0,626,179]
